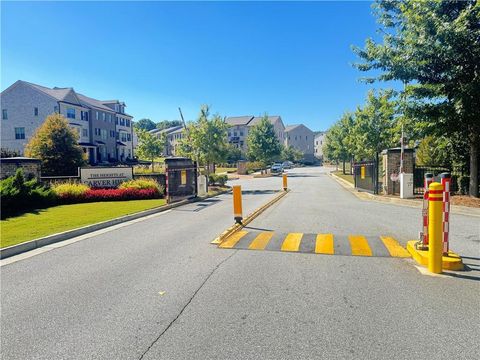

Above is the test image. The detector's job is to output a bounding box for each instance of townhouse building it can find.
[284,124,315,163]
[225,115,285,153]
[149,125,185,156]
[314,131,326,161]
[0,80,134,164]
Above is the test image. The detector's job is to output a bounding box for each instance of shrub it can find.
[208,173,228,186]
[119,178,163,192]
[52,182,89,203]
[83,188,161,202]
[0,169,56,219]
[246,161,265,173]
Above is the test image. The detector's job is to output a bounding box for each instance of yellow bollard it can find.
[282,173,288,191]
[233,185,243,224]
[428,182,444,273]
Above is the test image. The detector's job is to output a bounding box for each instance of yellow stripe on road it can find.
[281,233,303,252]
[348,235,372,256]
[315,234,334,255]
[248,232,274,250]
[380,236,411,258]
[219,231,248,248]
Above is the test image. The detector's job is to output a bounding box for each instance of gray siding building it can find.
[1,80,134,164]
[284,124,315,163]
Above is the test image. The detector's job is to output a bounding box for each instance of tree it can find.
[24,113,85,176]
[226,144,243,163]
[353,0,480,196]
[246,115,282,165]
[281,145,303,162]
[323,112,355,174]
[351,90,397,160]
[156,120,183,131]
[177,105,229,175]
[135,130,166,172]
[134,118,156,131]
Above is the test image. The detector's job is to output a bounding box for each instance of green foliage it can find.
[52,182,89,197]
[119,178,163,193]
[351,89,397,159]
[208,173,228,186]
[353,0,480,196]
[156,120,183,130]
[226,144,243,163]
[246,161,265,173]
[136,130,166,172]
[281,145,303,162]
[177,105,229,171]
[134,118,156,131]
[0,169,56,219]
[24,113,86,176]
[246,115,282,164]
[323,112,354,164]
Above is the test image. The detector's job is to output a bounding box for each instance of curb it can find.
[329,172,480,217]
[406,240,464,271]
[0,189,231,260]
[211,189,289,245]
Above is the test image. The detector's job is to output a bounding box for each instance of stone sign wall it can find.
[0,157,41,179]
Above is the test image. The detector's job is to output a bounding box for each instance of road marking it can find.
[315,234,334,254]
[248,232,274,250]
[348,235,372,256]
[280,233,303,252]
[380,236,411,258]
[219,230,248,248]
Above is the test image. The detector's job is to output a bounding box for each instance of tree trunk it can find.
[469,136,479,197]
[152,158,155,173]
[342,160,346,175]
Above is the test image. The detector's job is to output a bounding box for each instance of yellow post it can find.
[428,182,444,274]
[282,173,288,191]
[233,185,243,224]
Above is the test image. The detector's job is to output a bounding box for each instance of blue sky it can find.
[1,1,385,131]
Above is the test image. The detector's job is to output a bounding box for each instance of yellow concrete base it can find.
[406,240,464,271]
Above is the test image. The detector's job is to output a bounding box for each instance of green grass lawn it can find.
[332,170,354,184]
[1,199,166,248]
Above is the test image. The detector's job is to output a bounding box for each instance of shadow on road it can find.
[172,198,222,212]
[242,190,280,195]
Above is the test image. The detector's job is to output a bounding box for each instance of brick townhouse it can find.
[0,80,134,164]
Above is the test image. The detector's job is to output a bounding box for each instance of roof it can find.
[116,141,127,146]
[149,126,183,135]
[225,116,254,126]
[248,116,282,127]
[76,93,115,112]
[169,127,184,134]
[24,81,74,102]
[284,124,302,132]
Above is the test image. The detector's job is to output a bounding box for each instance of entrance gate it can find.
[165,158,198,203]
[353,161,378,194]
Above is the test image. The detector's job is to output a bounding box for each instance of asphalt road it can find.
[1,167,479,359]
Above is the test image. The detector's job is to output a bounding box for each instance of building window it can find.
[110,130,115,138]
[67,108,75,119]
[2,109,7,120]
[120,118,125,126]
[96,111,99,120]
[240,131,243,136]
[121,132,127,142]
[15,127,25,139]
[126,119,130,127]
[127,133,131,141]
[102,113,106,121]
[115,117,119,125]
[34,107,39,116]
[116,132,119,140]
[82,128,88,137]
[101,129,107,140]
[233,131,237,136]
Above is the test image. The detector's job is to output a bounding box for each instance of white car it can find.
[282,161,293,169]
[271,163,284,173]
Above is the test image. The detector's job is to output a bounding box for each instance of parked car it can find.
[271,163,284,173]
[282,161,293,169]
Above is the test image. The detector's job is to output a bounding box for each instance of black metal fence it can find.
[413,166,454,195]
[165,158,198,203]
[353,160,378,194]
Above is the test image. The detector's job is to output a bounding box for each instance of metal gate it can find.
[353,160,378,194]
[165,158,198,203]
[413,166,451,195]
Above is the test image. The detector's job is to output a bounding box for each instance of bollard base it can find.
[234,217,243,224]
[406,240,464,271]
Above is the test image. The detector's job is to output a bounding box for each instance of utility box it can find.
[197,175,207,197]
[400,173,414,199]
